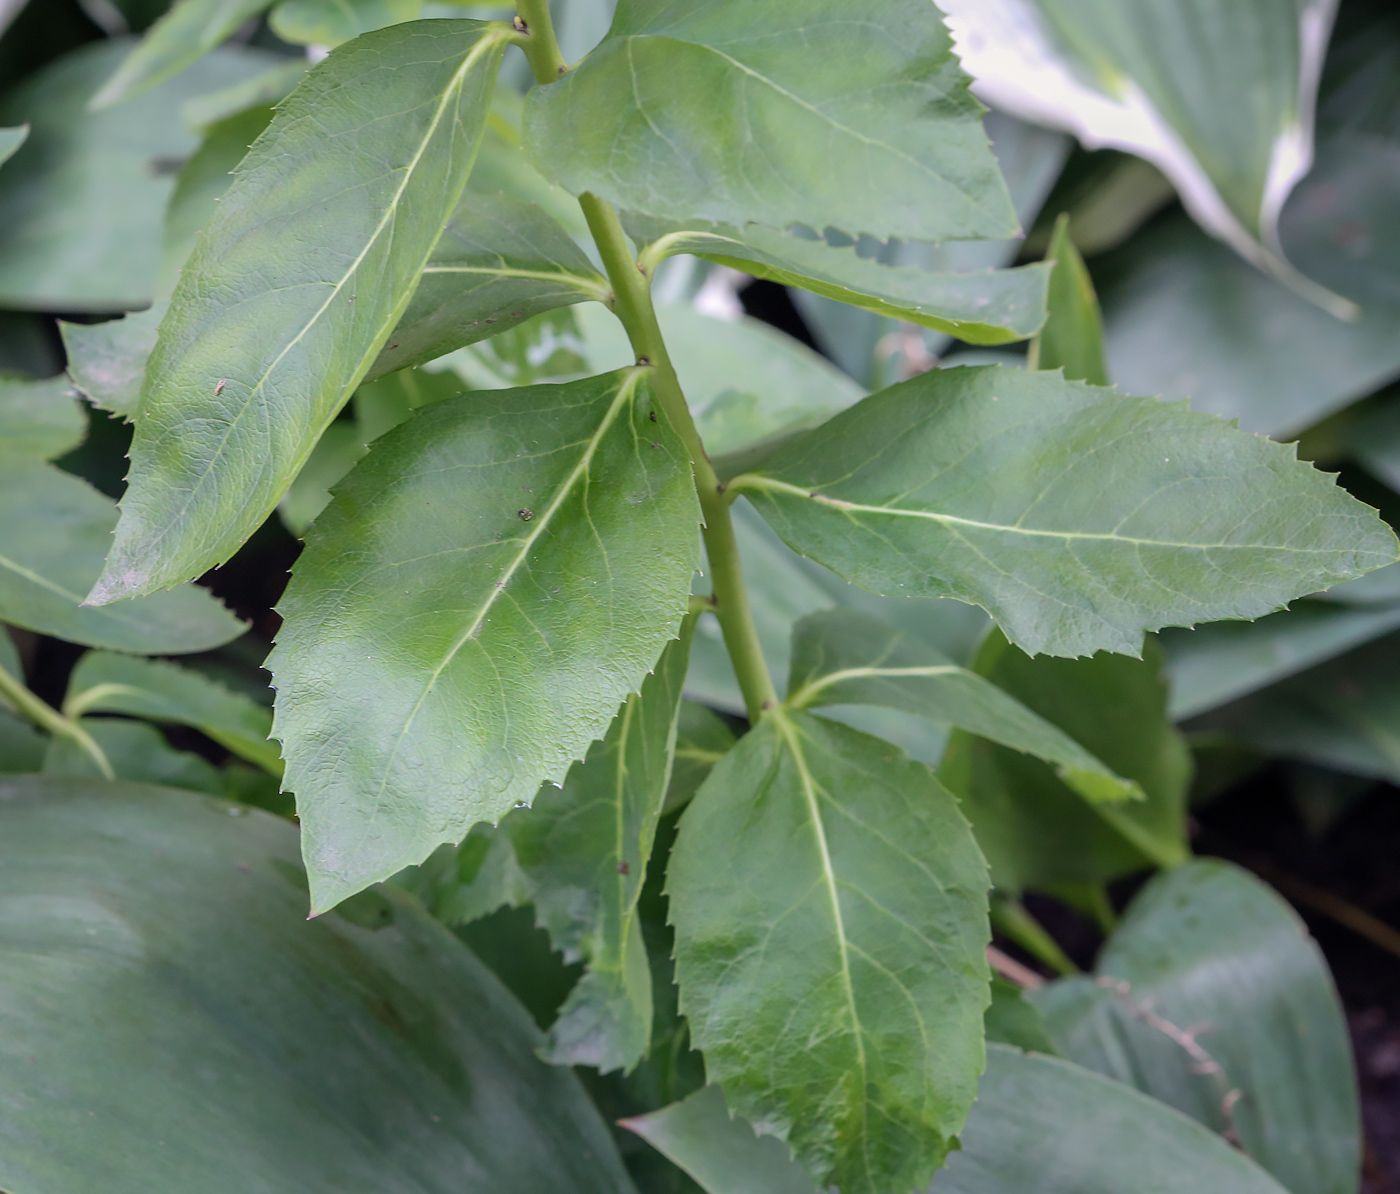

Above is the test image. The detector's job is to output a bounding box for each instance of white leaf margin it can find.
[939,0,1356,319]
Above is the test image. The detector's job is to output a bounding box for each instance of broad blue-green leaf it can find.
[1200,630,1400,783]
[1320,562,1400,606]
[0,124,26,167]
[524,0,1016,244]
[572,303,865,462]
[1161,600,1400,719]
[506,624,694,1074]
[63,650,280,774]
[941,0,1350,314]
[43,716,223,793]
[984,974,1059,1054]
[1029,213,1108,385]
[1033,860,1359,1194]
[368,191,608,382]
[1100,131,1400,438]
[0,776,638,1193]
[1346,393,1400,493]
[0,39,277,312]
[787,609,1138,803]
[669,709,990,1194]
[0,460,243,653]
[940,631,1191,890]
[928,1045,1293,1194]
[730,365,1398,658]
[621,1086,822,1194]
[627,214,1050,347]
[91,20,513,604]
[665,699,735,813]
[271,0,421,46]
[91,0,275,108]
[0,711,44,773]
[271,370,700,913]
[0,375,85,460]
[624,1045,1291,1194]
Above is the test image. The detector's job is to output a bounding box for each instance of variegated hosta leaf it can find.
[940,0,1354,315]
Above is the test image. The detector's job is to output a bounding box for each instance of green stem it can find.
[513,0,569,82]
[991,896,1079,977]
[512,0,778,721]
[580,193,779,721]
[0,662,112,779]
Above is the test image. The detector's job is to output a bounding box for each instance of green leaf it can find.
[1100,131,1400,439]
[573,303,865,462]
[1028,213,1108,385]
[0,124,27,167]
[0,39,278,312]
[0,711,45,773]
[941,0,1351,315]
[506,623,694,1074]
[91,0,275,109]
[63,650,280,774]
[0,374,85,460]
[90,21,513,604]
[668,709,991,1194]
[1032,860,1359,1194]
[665,699,736,814]
[1200,630,1400,783]
[786,608,1139,804]
[0,775,638,1192]
[627,215,1050,347]
[396,827,533,927]
[984,975,1059,1054]
[0,460,243,653]
[270,0,422,46]
[625,1046,1291,1194]
[43,716,224,793]
[523,0,1017,244]
[270,370,700,913]
[368,191,608,382]
[1161,600,1400,719]
[180,59,308,132]
[622,1085,822,1194]
[929,1045,1292,1194]
[730,365,1397,658]
[939,631,1191,890]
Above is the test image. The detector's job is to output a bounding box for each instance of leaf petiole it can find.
[0,660,113,779]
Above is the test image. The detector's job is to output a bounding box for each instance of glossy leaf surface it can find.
[0,776,637,1193]
[0,375,85,461]
[787,609,1138,803]
[92,0,274,108]
[369,191,607,382]
[733,365,1397,658]
[0,39,274,312]
[1029,213,1108,385]
[669,710,990,1194]
[942,0,1345,313]
[508,625,693,1073]
[92,21,512,603]
[940,631,1191,890]
[0,460,243,653]
[271,371,700,912]
[64,650,279,774]
[524,0,1016,244]
[628,215,1050,346]
[1033,860,1359,1194]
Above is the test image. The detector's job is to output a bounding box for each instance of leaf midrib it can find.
[736,475,1359,556]
[136,27,509,563]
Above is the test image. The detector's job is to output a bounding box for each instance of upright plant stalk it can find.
[512,9,780,723]
[0,662,112,779]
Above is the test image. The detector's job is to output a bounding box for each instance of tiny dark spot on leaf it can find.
[616,861,630,875]
[518,508,533,521]
[511,311,523,318]
[512,14,527,31]
[648,410,657,422]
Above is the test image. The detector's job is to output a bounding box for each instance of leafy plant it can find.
[1,1,1398,1192]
